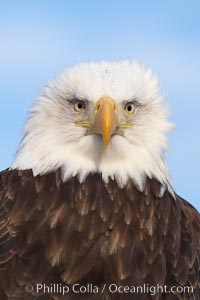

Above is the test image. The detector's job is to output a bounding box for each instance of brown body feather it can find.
[0,169,199,299]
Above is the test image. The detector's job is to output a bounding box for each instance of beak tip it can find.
[103,134,111,149]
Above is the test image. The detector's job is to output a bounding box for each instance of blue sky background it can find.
[0,1,199,210]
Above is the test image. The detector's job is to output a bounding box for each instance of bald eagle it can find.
[0,60,199,300]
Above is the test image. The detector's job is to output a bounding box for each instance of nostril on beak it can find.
[96,104,101,112]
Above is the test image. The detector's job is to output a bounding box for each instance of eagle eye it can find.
[74,100,86,112]
[124,102,136,114]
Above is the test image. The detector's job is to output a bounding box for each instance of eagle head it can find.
[13,60,173,192]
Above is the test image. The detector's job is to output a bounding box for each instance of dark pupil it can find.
[127,104,132,111]
[78,102,83,109]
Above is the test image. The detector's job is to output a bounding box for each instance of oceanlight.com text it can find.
[24,283,194,296]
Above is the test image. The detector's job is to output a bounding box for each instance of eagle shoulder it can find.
[0,169,200,299]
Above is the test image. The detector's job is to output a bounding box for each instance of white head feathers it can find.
[12,60,174,194]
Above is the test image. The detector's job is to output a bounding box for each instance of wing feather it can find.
[0,169,199,299]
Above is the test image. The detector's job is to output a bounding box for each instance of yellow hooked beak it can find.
[93,96,118,148]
